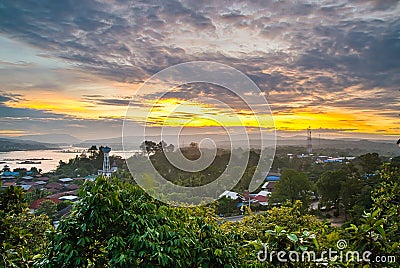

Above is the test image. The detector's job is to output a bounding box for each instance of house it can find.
[66,184,79,190]
[29,192,76,211]
[46,188,59,194]
[324,158,343,163]
[46,182,63,190]
[266,175,280,181]
[261,181,278,192]
[20,185,34,192]
[47,190,78,201]
[3,181,16,187]
[219,190,242,200]
[58,195,78,202]
[55,205,73,221]
[84,175,97,181]
[19,181,35,185]
[260,171,281,183]
[59,178,73,183]
[111,166,118,172]
[254,190,272,206]
[29,198,47,210]
[1,171,20,179]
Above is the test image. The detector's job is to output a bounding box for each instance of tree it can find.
[215,197,240,216]
[57,200,73,211]
[347,164,400,267]
[316,169,347,215]
[37,176,240,267]
[158,140,167,151]
[13,168,27,177]
[356,152,382,174]
[166,143,175,152]
[25,188,50,204]
[2,164,10,172]
[1,212,52,267]
[30,166,40,175]
[88,145,98,159]
[0,186,52,267]
[221,201,334,267]
[190,142,198,149]
[340,174,363,220]
[35,200,58,220]
[0,186,27,214]
[270,169,313,210]
[139,140,160,155]
[390,155,400,168]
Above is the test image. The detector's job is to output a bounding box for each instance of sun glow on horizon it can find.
[4,92,399,136]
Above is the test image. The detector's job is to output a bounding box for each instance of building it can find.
[19,184,34,192]
[59,178,73,183]
[1,171,20,179]
[307,126,312,154]
[59,195,79,202]
[254,190,271,205]
[261,181,278,192]
[219,190,242,200]
[98,146,112,178]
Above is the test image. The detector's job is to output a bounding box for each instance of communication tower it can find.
[307,127,312,154]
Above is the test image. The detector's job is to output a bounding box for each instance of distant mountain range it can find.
[0,137,58,152]
[75,134,399,156]
[13,134,82,144]
[1,133,399,156]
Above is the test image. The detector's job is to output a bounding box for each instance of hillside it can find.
[11,134,81,144]
[74,135,400,157]
[0,138,58,152]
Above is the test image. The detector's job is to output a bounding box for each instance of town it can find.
[0,135,392,228]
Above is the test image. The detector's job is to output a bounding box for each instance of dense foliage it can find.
[0,186,53,267]
[35,166,399,267]
[270,169,314,211]
[51,145,126,178]
[37,177,240,267]
[1,150,399,267]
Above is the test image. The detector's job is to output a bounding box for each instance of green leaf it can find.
[287,234,298,243]
[375,225,386,240]
[299,245,308,251]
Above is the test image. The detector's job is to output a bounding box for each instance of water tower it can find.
[101,146,112,177]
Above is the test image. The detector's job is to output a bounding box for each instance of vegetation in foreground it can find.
[1,163,399,267]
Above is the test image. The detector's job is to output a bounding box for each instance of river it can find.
[0,147,138,173]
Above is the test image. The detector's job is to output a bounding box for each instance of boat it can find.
[17,160,42,164]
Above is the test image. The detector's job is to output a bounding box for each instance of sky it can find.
[0,0,399,141]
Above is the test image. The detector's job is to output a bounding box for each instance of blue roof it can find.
[101,146,111,153]
[267,175,280,181]
[2,171,20,177]
[20,185,33,191]
[324,159,342,163]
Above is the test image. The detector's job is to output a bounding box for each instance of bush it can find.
[37,176,240,267]
[35,200,57,220]
[57,200,73,211]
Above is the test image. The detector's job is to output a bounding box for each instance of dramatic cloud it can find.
[0,0,399,138]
